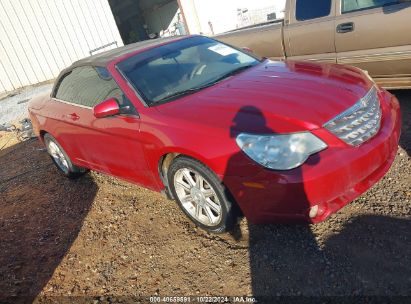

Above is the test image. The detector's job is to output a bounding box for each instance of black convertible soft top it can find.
[51,36,187,97]
[69,35,185,68]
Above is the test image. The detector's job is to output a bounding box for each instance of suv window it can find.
[55,66,129,109]
[296,0,332,21]
[342,0,400,13]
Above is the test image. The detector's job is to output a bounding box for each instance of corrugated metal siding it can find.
[0,0,123,94]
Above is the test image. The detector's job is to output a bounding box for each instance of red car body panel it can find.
[28,36,401,224]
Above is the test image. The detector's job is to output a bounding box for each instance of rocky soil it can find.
[0,91,410,303]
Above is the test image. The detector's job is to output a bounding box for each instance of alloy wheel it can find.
[173,168,222,227]
[47,141,69,174]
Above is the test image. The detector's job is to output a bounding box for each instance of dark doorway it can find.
[108,0,187,45]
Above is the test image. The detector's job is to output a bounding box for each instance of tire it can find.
[44,133,88,179]
[168,156,236,233]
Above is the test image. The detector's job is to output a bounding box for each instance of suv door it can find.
[335,0,411,88]
[284,0,337,63]
[53,66,156,188]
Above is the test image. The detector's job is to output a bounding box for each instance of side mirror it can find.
[93,98,120,118]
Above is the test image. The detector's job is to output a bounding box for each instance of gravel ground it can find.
[0,83,53,125]
[0,91,410,303]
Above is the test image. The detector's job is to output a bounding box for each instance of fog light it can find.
[309,205,319,219]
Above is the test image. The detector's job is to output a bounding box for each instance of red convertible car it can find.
[29,35,401,233]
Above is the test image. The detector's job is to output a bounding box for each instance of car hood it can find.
[155,60,374,134]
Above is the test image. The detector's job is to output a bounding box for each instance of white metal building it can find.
[0,0,123,95]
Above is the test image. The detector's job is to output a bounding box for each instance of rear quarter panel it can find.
[28,92,87,167]
[28,92,52,140]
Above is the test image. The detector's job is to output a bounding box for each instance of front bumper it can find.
[223,89,401,224]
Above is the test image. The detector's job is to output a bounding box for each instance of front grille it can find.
[324,87,382,146]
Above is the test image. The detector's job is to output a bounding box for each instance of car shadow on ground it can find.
[247,215,411,300]
[224,103,410,301]
[0,139,97,303]
[391,90,411,156]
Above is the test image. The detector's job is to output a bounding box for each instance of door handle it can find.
[337,22,354,33]
[67,113,80,121]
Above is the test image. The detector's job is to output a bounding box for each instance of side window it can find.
[55,66,133,110]
[296,0,332,21]
[342,0,400,13]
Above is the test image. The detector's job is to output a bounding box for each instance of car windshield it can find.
[117,36,261,105]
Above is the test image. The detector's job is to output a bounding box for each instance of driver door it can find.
[53,66,156,188]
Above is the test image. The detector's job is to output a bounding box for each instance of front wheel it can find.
[44,133,88,179]
[168,157,236,233]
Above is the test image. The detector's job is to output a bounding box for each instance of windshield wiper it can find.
[212,64,257,82]
[153,85,212,104]
[153,64,256,104]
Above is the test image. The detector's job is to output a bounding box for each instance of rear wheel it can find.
[44,133,87,179]
[168,156,236,233]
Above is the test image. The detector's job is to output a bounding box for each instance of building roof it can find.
[71,36,185,68]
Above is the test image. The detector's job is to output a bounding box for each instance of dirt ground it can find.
[0,91,410,303]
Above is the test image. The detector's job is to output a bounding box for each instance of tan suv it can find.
[217,0,411,89]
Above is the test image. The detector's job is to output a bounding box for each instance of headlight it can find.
[236,132,327,170]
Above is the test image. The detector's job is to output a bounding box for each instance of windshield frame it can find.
[115,36,263,107]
